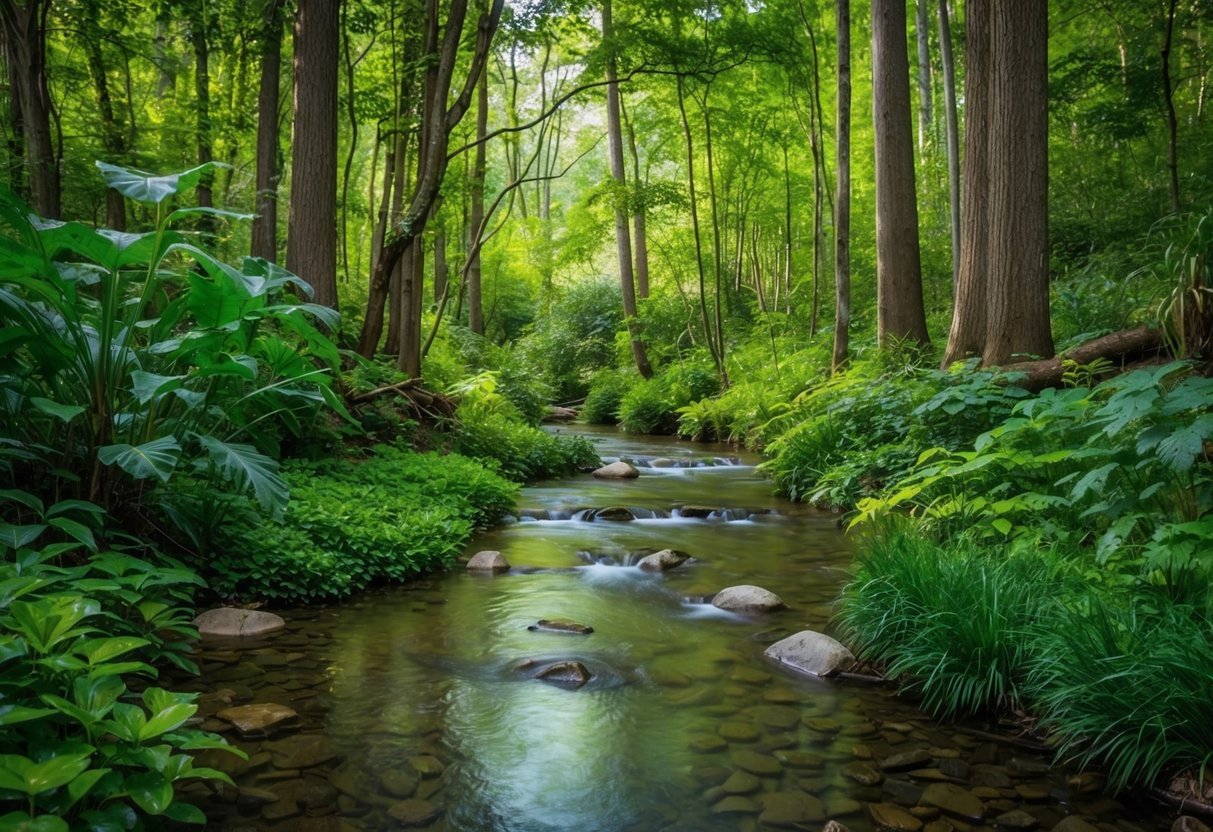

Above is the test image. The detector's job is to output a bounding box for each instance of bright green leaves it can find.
[195,436,287,515]
[94,160,228,206]
[97,438,182,483]
[0,750,94,796]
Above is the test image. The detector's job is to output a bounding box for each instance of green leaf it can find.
[195,436,288,514]
[0,812,69,832]
[24,751,94,795]
[97,437,181,483]
[95,161,228,205]
[47,517,96,551]
[129,371,185,405]
[74,636,150,665]
[139,703,196,741]
[64,767,109,810]
[124,771,172,814]
[0,489,43,514]
[29,397,85,423]
[0,523,46,550]
[161,801,206,824]
[0,705,55,726]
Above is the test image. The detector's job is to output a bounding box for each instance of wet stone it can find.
[804,717,840,733]
[924,822,955,832]
[691,765,730,786]
[869,801,925,831]
[729,666,772,685]
[712,796,759,815]
[748,705,801,731]
[689,736,728,754]
[997,809,1042,830]
[756,733,797,752]
[730,749,781,776]
[1009,757,1054,777]
[1053,817,1103,832]
[882,749,934,772]
[825,796,864,816]
[1174,819,1213,832]
[535,660,592,688]
[910,769,954,782]
[843,762,884,787]
[883,779,924,805]
[271,776,338,811]
[763,688,801,704]
[236,787,279,808]
[380,769,419,798]
[262,797,301,821]
[1065,773,1105,794]
[718,722,761,742]
[1016,782,1053,802]
[853,744,873,760]
[971,765,1014,788]
[527,619,593,635]
[842,721,879,737]
[408,755,445,778]
[215,702,298,737]
[939,758,971,780]
[920,783,985,823]
[388,798,443,826]
[264,734,337,769]
[721,770,762,795]
[774,750,825,769]
[758,791,826,826]
[911,806,941,820]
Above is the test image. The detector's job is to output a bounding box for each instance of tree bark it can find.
[623,95,650,299]
[252,0,285,261]
[941,0,988,367]
[983,0,1051,365]
[190,6,214,213]
[433,214,448,304]
[0,0,59,217]
[938,0,959,284]
[286,0,339,309]
[1002,326,1161,392]
[1161,0,1181,213]
[468,65,487,335]
[833,0,851,373]
[81,2,126,229]
[701,85,728,386]
[914,0,932,155]
[603,0,652,379]
[871,0,928,346]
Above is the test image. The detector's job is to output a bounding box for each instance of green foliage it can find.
[0,504,236,829]
[618,358,720,435]
[582,369,629,425]
[1148,208,1213,360]
[837,527,1055,718]
[514,279,623,401]
[450,374,599,482]
[0,165,344,524]
[207,444,517,602]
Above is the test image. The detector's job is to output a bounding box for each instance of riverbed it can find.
[188,426,1177,831]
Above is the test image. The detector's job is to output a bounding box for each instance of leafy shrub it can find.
[208,446,517,602]
[514,278,622,401]
[583,369,629,425]
[0,504,237,829]
[837,526,1057,718]
[618,359,721,435]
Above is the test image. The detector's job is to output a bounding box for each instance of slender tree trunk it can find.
[468,66,487,335]
[1161,0,1181,213]
[433,214,448,304]
[83,11,126,229]
[702,85,728,386]
[3,40,25,195]
[833,0,851,373]
[622,95,650,299]
[938,0,959,283]
[0,0,59,217]
[252,0,285,260]
[872,0,929,346]
[190,8,214,213]
[914,0,932,155]
[385,131,409,354]
[603,0,652,378]
[286,0,339,309]
[983,0,1051,364]
[154,18,174,98]
[941,0,989,366]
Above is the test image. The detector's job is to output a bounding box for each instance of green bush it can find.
[0,505,238,829]
[208,445,518,602]
[837,526,1057,718]
[618,359,722,435]
[583,369,629,425]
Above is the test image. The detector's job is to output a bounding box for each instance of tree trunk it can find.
[938,0,959,283]
[468,66,487,335]
[1161,0,1181,213]
[433,215,448,305]
[623,96,650,299]
[0,0,59,217]
[252,0,285,260]
[983,0,1051,365]
[82,4,126,229]
[833,0,851,373]
[872,0,928,346]
[190,7,214,213]
[940,0,989,367]
[603,0,652,378]
[1002,326,1162,392]
[914,0,932,155]
[286,0,339,309]
[701,85,728,386]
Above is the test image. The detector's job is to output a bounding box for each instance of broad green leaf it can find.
[196,436,288,513]
[0,812,69,832]
[129,371,185,405]
[0,489,43,513]
[23,751,94,795]
[161,802,206,824]
[29,397,85,423]
[44,499,104,519]
[8,596,100,653]
[124,771,172,814]
[64,767,110,810]
[0,704,55,726]
[990,518,1013,536]
[74,636,150,665]
[166,206,253,224]
[47,517,96,551]
[95,161,228,205]
[97,437,181,482]
[0,523,46,550]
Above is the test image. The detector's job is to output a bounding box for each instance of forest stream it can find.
[186,428,1179,832]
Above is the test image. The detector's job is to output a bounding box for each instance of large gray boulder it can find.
[592,461,639,479]
[712,585,787,613]
[466,550,510,573]
[636,549,690,572]
[763,630,854,677]
[195,607,285,638]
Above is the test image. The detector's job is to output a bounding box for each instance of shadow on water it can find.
[190,426,1178,831]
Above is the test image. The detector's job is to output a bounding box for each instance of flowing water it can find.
[190,427,1177,832]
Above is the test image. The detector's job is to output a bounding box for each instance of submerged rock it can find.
[919,783,985,822]
[592,461,639,479]
[588,506,636,521]
[195,607,285,638]
[677,505,719,518]
[527,618,594,635]
[388,799,443,826]
[764,630,854,676]
[535,660,592,688]
[636,549,690,572]
[215,702,297,737]
[758,791,825,826]
[868,802,923,831]
[712,585,787,613]
[466,550,510,573]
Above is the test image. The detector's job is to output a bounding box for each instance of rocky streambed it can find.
[182,427,1190,832]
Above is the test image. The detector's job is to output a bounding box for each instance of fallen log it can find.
[348,377,420,404]
[999,325,1164,391]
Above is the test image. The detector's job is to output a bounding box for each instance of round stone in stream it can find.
[636,549,690,572]
[215,702,297,737]
[592,461,639,479]
[842,762,884,786]
[869,802,924,831]
[195,607,285,637]
[881,749,934,772]
[730,749,781,776]
[721,770,762,795]
[712,796,759,815]
[712,585,787,613]
[718,722,761,742]
[535,660,593,688]
[466,550,510,573]
[775,750,825,770]
[388,799,443,826]
[759,791,826,826]
[264,734,337,769]
[919,782,985,822]
[996,809,1042,830]
[527,619,594,635]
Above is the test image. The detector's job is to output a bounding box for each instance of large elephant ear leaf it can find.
[97,437,181,483]
[95,161,229,206]
[196,436,288,515]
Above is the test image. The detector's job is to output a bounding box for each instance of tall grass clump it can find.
[1026,585,1213,792]
[837,526,1057,718]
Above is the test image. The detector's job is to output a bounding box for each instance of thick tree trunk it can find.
[468,67,487,335]
[941,0,989,366]
[0,0,59,217]
[914,0,932,155]
[938,0,959,283]
[286,0,339,309]
[602,0,652,379]
[251,0,284,261]
[983,0,1051,365]
[871,0,928,346]
[833,0,851,373]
